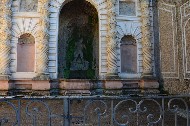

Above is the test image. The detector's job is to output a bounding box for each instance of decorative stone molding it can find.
[0,0,12,79]
[106,0,118,76]
[35,0,50,79]
[140,0,153,77]
[161,0,183,5]
[181,1,190,79]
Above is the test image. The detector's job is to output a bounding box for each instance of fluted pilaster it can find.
[140,0,153,77]
[35,0,49,80]
[106,0,118,76]
[0,0,12,79]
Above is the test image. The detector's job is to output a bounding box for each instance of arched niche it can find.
[120,35,137,73]
[58,0,99,79]
[17,33,35,72]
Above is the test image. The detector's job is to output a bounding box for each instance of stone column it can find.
[35,0,49,80]
[106,0,118,78]
[0,0,12,79]
[140,0,153,77]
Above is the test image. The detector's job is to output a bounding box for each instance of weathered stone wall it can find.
[156,0,190,94]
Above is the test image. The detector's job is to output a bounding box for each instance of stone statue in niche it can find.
[70,38,89,71]
[20,0,38,12]
[58,0,99,79]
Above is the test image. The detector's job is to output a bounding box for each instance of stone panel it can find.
[158,3,178,78]
[120,35,137,73]
[119,0,136,16]
[17,34,35,72]
[20,0,38,12]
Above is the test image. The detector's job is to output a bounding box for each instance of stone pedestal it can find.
[59,79,92,95]
[0,80,10,90]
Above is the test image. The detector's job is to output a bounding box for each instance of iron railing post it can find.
[64,98,70,126]
[17,99,21,126]
[162,98,164,126]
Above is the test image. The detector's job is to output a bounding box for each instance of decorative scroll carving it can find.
[106,0,118,76]
[0,0,12,77]
[20,0,38,12]
[35,0,49,79]
[140,0,153,77]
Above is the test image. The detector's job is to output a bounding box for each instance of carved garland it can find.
[106,0,118,76]
[140,0,153,76]
[36,0,49,77]
[0,0,12,77]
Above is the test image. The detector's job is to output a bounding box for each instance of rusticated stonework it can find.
[0,0,12,78]
[140,0,153,77]
[106,0,118,76]
[35,0,49,79]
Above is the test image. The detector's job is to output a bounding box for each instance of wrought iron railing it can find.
[0,95,189,126]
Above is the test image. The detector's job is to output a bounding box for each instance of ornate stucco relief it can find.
[140,0,153,77]
[106,0,118,76]
[0,0,12,78]
[35,0,50,79]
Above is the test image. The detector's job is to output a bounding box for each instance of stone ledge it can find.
[0,75,10,80]
[140,80,159,89]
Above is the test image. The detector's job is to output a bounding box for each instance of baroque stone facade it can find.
[1,0,190,95]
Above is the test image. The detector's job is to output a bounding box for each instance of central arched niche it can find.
[58,0,99,79]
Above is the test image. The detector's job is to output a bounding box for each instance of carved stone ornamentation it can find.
[106,0,118,76]
[0,0,12,79]
[35,0,49,79]
[140,0,153,77]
